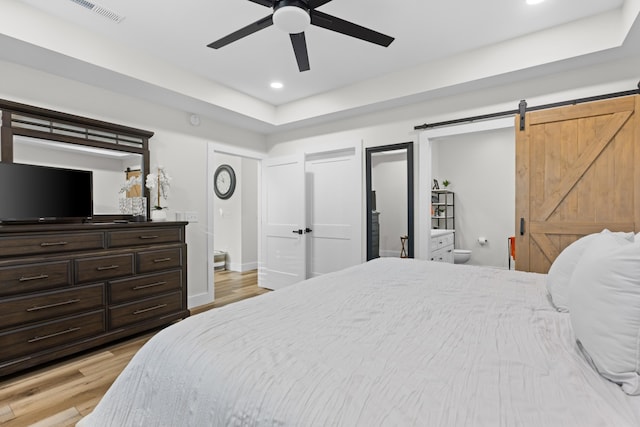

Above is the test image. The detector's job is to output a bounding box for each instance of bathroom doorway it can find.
[421,119,515,267]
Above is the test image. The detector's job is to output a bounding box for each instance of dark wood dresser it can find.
[0,221,189,376]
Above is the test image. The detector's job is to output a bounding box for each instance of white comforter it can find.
[79,258,640,426]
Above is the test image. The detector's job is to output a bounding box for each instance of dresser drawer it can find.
[136,247,183,274]
[0,261,72,297]
[109,291,183,329]
[109,270,183,304]
[0,310,105,361]
[75,254,134,284]
[0,284,104,329]
[0,233,104,258]
[430,245,454,263]
[108,228,183,248]
[431,232,454,251]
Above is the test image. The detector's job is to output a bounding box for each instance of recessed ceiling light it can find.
[270,82,284,89]
[526,0,545,4]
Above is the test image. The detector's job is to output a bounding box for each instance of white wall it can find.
[241,157,259,269]
[213,153,243,269]
[432,128,515,267]
[267,75,640,263]
[3,55,638,301]
[0,59,266,308]
[371,151,408,257]
[213,153,259,272]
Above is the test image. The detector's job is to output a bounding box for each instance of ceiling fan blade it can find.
[290,32,310,72]
[310,10,394,47]
[247,0,275,7]
[207,15,274,49]
[308,0,333,8]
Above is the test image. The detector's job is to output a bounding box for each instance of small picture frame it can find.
[432,179,440,190]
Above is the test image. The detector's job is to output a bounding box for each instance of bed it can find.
[78,257,640,426]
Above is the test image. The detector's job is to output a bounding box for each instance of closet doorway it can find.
[260,145,362,290]
[366,142,414,261]
[207,146,264,304]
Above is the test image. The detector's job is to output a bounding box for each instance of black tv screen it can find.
[0,162,93,223]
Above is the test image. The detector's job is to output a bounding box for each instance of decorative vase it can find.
[131,197,147,222]
[150,209,167,222]
[119,197,147,221]
[119,197,132,214]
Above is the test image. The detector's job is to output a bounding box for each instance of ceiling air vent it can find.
[68,0,125,23]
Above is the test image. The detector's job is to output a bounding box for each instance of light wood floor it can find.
[0,269,266,426]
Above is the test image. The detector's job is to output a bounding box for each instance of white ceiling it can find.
[1,0,639,133]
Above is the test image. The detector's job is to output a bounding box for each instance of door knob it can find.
[292,229,303,235]
[304,228,313,233]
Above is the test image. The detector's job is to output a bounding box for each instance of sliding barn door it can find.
[516,95,640,273]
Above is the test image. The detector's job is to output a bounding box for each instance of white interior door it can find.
[306,148,362,276]
[259,154,306,290]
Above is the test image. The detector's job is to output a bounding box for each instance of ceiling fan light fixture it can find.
[273,5,310,34]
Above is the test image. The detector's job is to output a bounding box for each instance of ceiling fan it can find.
[207,0,394,72]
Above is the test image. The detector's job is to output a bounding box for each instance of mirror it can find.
[1,97,152,220]
[13,136,142,215]
[365,142,414,261]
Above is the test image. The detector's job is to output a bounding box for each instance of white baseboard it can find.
[226,261,258,272]
[188,291,212,309]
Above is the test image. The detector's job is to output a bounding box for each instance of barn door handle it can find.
[292,229,303,235]
[304,228,312,234]
[520,218,525,236]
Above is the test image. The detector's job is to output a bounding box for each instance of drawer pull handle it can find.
[153,257,172,263]
[133,281,167,290]
[97,265,119,271]
[133,304,167,315]
[19,274,49,282]
[27,299,81,312]
[139,235,159,240]
[40,241,68,247]
[28,327,81,343]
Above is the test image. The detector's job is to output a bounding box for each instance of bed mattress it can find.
[78,258,640,426]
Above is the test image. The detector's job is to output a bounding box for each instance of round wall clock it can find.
[214,164,236,200]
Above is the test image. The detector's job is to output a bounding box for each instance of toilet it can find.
[453,249,471,264]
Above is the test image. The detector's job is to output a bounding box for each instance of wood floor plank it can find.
[77,348,141,378]
[28,407,82,427]
[0,270,265,426]
[0,404,15,423]
[0,350,114,396]
[11,369,116,418]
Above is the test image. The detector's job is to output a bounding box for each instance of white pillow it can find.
[546,230,633,312]
[568,233,640,395]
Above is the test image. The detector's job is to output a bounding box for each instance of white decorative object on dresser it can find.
[430,229,454,263]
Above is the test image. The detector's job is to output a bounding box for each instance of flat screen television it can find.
[0,162,93,223]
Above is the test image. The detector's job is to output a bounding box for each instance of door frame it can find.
[366,142,414,260]
[206,143,266,305]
